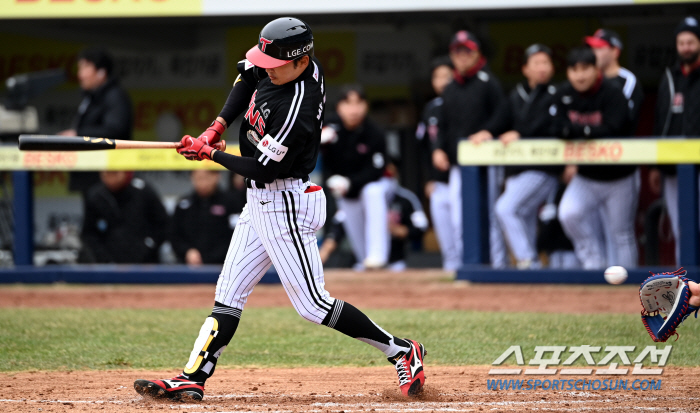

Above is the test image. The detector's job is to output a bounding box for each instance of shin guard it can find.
[183,302,240,382]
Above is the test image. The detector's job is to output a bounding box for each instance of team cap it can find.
[585,28,623,50]
[449,30,480,52]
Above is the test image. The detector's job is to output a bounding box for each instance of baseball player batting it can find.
[133,17,426,401]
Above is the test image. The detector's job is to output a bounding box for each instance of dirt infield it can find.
[0,269,643,313]
[2,269,698,412]
[2,366,698,412]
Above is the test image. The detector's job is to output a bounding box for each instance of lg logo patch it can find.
[257,136,289,162]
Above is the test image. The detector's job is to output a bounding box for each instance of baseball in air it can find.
[604,266,628,284]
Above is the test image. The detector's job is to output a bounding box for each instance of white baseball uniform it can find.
[216,179,333,322]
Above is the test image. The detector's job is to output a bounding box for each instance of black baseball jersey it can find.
[550,77,634,181]
[81,178,168,264]
[321,115,387,199]
[609,67,644,134]
[494,82,562,177]
[436,61,505,165]
[416,97,449,183]
[654,63,700,175]
[237,58,324,180]
[212,58,325,183]
[171,189,241,264]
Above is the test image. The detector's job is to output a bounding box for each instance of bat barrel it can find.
[18,135,116,151]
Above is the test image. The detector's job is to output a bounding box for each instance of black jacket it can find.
[171,189,241,264]
[322,115,387,199]
[550,77,635,181]
[74,78,133,140]
[81,178,168,263]
[436,61,505,165]
[416,97,449,183]
[653,62,700,175]
[609,67,644,134]
[494,82,562,177]
[69,78,133,194]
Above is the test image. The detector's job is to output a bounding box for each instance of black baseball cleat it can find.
[134,374,204,401]
[389,339,427,397]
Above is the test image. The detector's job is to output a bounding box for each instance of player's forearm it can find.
[211,150,279,183]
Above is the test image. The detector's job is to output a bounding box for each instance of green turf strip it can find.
[0,308,698,372]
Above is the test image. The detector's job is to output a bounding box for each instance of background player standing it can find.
[585,29,644,133]
[553,47,637,270]
[493,44,561,270]
[416,57,461,271]
[584,29,645,267]
[432,31,507,269]
[58,48,133,199]
[651,16,700,265]
[133,17,426,401]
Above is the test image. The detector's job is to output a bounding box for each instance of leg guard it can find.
[183,302,241,382]
[184,317,219,376]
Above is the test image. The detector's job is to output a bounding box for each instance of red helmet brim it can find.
[246,46,292,69]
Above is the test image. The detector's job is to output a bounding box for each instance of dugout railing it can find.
[456,137,700,284]
[0,143,288,284]
[1,138,698,284]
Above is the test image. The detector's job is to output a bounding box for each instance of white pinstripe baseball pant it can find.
[215,178,334,324]
[495,170,558,265]
[430,181,461,271]
[558,172,639,269]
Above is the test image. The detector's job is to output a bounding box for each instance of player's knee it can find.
[557,201,583,226]
[494,196,512,220]
[294,306,325,325]
[361,181,384,198]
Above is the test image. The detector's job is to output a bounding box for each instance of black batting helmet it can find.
[246,17,314,69]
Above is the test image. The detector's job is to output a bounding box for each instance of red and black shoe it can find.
[134,374,204,401]
[389,339,427,397]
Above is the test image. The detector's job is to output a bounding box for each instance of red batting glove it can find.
[177,135,215,161]
[196,120,226,146]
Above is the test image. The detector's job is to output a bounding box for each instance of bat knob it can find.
[213,140,226,152]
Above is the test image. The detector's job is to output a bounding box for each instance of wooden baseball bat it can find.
[18,135,182,151]
[17,135,227,152]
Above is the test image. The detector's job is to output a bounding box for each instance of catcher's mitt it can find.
[640,268,699,342]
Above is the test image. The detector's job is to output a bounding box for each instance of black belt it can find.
[244,178,267,189]
[245,176,309,189]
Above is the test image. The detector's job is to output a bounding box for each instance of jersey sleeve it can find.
[235,59,267,89]
[253,82,316,175]
[482,74,507,135]
[549,90,568,138]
